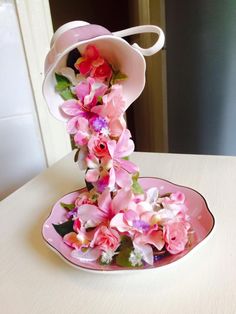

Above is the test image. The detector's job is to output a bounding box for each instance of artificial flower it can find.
[85,154,112,184]
[74,45,112,82]
[75,77,107,110]
[88,135,110,158]
[107,129,138,189]
[90,225,120,253]
[163,221,190,254]
[91,84,127,119]
[53,43,193,267]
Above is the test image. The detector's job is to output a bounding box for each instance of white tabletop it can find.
[1,151,236,314]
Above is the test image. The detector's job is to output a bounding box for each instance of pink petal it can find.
[71,247,101,262]
[115,167,132,188]
[77,204,106,226]
[107,140,116,158]
[135,202,153,215]
[86,154,99,168]
[85,168,100,182]
[90,103,105,117]
[63,232,78,248]
[112,188,133,213]
[98,188,112,214]
[109,118,126,137]
[66,116,80,134]
[108,166,116,191]
[63,231,89,249]
[75,81,90,101]
[124,210,138,225]
[171,192,185,203]
[61,99,83,116]
[67,116,89,136]
[115,129,135,158]
[110,213,130,232]
[74,130,90,146]
[140,230,165,251]
[91,85,126,119]
[118,158,139,173]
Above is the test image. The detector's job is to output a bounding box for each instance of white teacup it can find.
[43,21,165,121]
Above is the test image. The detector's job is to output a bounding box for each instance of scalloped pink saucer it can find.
[42,177,215,273]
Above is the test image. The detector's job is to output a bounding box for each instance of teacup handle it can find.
[113,25,165,56]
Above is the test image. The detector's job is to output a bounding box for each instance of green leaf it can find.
[115,236,134,267]
[111,71,128,85]
[60,202,75,211]
[116,247,133,267]
[123,156,129,160]
[74,149,80,162]
[119,235,133,248]
[55,73,71,91]
[132,172,144,195]
[97,96,103,103]
[59,88,75,100]
[52,220,74,237]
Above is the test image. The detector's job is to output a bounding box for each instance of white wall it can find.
[0,0,46,199]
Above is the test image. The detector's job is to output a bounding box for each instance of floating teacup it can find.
[43,21,165,121]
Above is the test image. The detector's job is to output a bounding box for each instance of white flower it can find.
[100,250,114,264]
[145,187,161,211]
[129,249,143,267]
[100,127,110,137]
[59,67,85,85]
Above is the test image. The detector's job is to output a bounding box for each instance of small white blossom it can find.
[101,250,114,264]
[100,128,110,137]
[129,249,143,267]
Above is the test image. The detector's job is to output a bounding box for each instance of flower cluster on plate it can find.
[53,45,192,267]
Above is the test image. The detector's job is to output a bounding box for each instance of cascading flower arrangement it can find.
[52,44,192,267]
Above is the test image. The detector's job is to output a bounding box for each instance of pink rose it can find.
[163,221,190,254]
[90,226,120,252]
[88,135,110,158]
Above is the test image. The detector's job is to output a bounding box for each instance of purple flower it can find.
[133,219,150,233]
[90,116,108,132]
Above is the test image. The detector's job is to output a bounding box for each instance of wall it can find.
[166,0,236,155]
[0,0,46,199]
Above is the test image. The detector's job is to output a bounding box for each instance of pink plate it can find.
[42,177,215,273]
